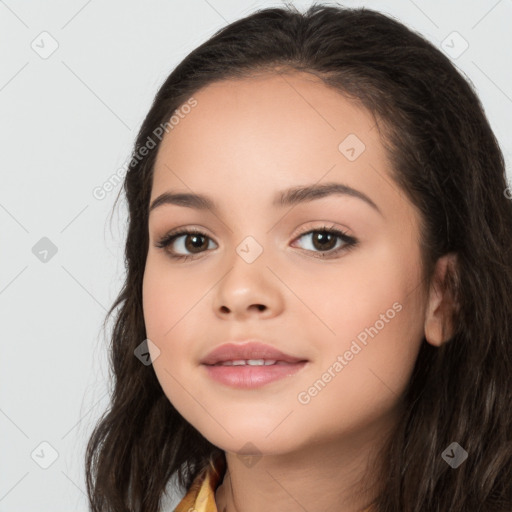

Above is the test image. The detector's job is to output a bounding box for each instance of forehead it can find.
[151,71,399,216]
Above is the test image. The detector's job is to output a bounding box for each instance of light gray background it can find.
[1,1,511,510]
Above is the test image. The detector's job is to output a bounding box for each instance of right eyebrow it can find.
[149,191,215,214]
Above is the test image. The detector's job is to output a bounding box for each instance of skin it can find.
[142,70,457,512]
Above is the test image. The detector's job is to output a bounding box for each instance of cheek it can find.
[290,279,424,442]
[142,256,212,411]
[296,241,425,394]
[288,242,421,346]
[142,258,190,381]
[142,254,204,338]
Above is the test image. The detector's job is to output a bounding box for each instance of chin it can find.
[199,423,301,456]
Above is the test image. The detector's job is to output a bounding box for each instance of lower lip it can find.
[202,361,308,389]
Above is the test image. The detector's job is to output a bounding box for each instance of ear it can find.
[424,252,459,347]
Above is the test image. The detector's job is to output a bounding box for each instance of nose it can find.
[212,253,285,321]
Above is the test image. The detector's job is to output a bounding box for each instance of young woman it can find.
[85,4,512,511]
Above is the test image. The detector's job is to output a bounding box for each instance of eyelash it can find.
[155,225,358,262]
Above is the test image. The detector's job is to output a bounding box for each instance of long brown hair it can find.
[85,4,512,511]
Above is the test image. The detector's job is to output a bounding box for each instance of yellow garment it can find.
[173,454,226,512]
[173,453,374,512]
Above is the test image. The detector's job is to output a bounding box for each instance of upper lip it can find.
[200,341,308,365]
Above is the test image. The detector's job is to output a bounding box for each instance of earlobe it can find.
[424,252,459,347]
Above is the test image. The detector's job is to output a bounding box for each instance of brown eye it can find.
[155,229,217,260]
[310,231,338,251]
[292,227,357,258]
[183,233,209,253]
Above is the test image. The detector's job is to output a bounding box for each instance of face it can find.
[142,71,428,456]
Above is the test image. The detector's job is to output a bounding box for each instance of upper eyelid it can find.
[160,225,351,241]
[160,229,357,264]
[158,225,355,251]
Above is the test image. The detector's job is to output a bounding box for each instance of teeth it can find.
[219,359,278,366]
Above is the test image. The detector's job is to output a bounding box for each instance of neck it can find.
[214,411,397,512]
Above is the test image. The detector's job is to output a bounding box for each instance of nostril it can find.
[218,304,266,313]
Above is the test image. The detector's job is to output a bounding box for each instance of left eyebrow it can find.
[272,182,382,216]
[148,182,382,217]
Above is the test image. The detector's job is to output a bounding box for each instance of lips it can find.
[200,341,307,366]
